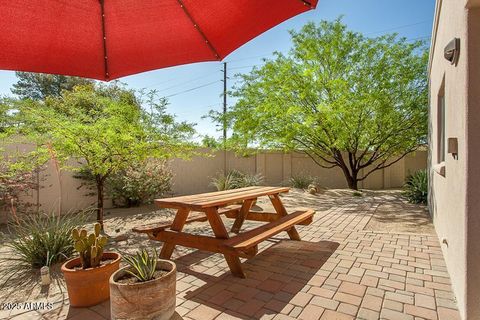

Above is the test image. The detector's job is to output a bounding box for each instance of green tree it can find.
[201,135,222,148]
[11,72,92,100]
[216,20,428,190]
[22,84,195,228]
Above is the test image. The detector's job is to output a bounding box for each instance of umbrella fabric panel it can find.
[105,0,217,80]
[184,0,317,58]
[0,0,317,81]
[0,1,104,80]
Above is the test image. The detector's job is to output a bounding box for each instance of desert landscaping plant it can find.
[403,169,428,204]
[212,19,428,190]
[110,249,177,320]
[123,248,159,282]
[71,222,108,269]
[211,170,263,191]
[107,159,173,207]
[0,209,89,289]
[62,222,121,307]
[289,174,316,189]
[22,84,195,228]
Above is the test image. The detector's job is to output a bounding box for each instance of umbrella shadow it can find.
[175,240,339,319]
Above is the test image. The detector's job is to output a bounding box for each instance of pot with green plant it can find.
[109,248,176,320]
[61,222,121,307]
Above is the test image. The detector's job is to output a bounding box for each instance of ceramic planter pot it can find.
[109,260,176,320]
[61,252,121,307]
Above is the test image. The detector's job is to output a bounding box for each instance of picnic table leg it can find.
[159,207,190,259]
[231,199,255,234]
[205,208,246,278]
[269,194,301,241]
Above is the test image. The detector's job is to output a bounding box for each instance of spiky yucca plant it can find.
[2,210,88,269]
[210,170,263,191]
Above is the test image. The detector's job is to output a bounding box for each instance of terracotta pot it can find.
[61,252,121,307]
[110,260,176,320]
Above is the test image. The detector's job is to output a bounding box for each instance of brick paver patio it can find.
[5,190,461,320]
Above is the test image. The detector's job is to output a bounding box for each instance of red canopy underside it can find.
[0,0,317,81]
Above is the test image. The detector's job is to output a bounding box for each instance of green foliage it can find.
[107,158,173,207]
[403,170,428,204]
[0,99,50,213]
[212,19,428,190]
[71,223,108,269]
[201,135,222,149]
[123,248,158,282]
[210,170,263,191]
[0,210,89,273]
[21,83,195,226]
[11,72,92,100]
[289,174,316,189]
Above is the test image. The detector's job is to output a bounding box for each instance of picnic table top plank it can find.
[155,186,289,209]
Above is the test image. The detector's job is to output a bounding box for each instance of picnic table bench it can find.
[133,186,315,278]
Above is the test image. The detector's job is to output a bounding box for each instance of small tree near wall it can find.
[23,84,195,229]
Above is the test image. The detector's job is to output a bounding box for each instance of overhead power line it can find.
[164,80,221,98]
[365,20,432,36]
[146,71,220,91]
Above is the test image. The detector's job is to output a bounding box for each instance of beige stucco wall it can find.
[428,0,480,318]
[1,144,426,223]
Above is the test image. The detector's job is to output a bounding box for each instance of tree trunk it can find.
[95,175,104,230]
[346,176,359,190]
[337,157,360,190]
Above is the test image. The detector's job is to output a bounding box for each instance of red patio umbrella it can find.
[0,0,317,81]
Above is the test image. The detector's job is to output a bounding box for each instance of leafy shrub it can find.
[403,170,428,204]
[106,159,172,207]
[211,170,263,191]
[289,174,316,189]
[0,153,47,216]
[1,210,90,273]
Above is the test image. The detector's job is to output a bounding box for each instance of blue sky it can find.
[0,0,435,139]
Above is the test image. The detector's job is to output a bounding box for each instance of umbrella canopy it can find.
[0,0,318,81]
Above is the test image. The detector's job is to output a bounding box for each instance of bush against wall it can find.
[107,159,173,207]
[210,170,263,191]
[289,174,317,189]
[403,169,428,204]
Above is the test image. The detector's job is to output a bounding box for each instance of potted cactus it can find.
[110,248,176,320]
[61,223,121,307]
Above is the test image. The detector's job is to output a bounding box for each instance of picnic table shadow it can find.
[175,239,339,319]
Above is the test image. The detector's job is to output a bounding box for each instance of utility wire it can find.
[229,65,257,71]
[365,20,432,36]
[146,71,220,91]
[164,80,221,98]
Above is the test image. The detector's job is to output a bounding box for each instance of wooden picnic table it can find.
[133,186,315,278]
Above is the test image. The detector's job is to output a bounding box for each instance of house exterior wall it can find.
[429,0,480,318]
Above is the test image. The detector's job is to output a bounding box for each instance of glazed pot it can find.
[109,260,176,320]
[61,252,121,307]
